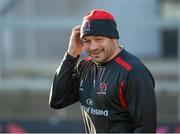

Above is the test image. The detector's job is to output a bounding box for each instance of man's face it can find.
[82,36,117,64]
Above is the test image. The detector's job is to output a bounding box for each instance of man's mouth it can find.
[90,52,101,57]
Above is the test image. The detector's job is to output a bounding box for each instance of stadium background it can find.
[0,0,179,133]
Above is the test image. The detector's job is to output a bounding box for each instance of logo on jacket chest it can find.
[79,80,109,96]
[97,82,108,95]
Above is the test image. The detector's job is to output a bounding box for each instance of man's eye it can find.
[96,38,103,41]
[83,40,90,44]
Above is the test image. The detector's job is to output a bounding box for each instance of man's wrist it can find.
[67,52,80,59]
[67,50,80,58]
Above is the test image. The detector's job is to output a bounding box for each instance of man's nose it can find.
[89,41,98,51]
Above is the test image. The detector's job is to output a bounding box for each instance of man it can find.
[49,9,157,133]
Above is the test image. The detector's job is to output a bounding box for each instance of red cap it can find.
[84,9,115,20]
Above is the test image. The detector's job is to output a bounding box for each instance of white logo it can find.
[79,80,84,91]
[86,98,94,106]
[81,105,108,117]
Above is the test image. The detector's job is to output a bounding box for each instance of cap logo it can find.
[82,20,91,32]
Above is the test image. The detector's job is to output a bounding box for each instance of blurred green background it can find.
[0,0,180,133]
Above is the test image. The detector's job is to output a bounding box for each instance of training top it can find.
[49,48,157,133]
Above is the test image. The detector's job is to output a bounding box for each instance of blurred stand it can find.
[0,0,180,133]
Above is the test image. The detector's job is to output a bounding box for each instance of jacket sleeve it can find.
[125,68,157,132]
[49,53,80,109]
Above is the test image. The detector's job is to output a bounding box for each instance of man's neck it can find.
[108,45,121,62]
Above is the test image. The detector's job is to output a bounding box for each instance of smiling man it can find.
[82,36,120,64]
[49,9,157,133]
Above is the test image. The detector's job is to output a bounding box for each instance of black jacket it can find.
[49,48,157,133]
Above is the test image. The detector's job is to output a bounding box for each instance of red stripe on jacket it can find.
[83,57,92,61]
[119,80,128,110]
[115,57,132,71]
